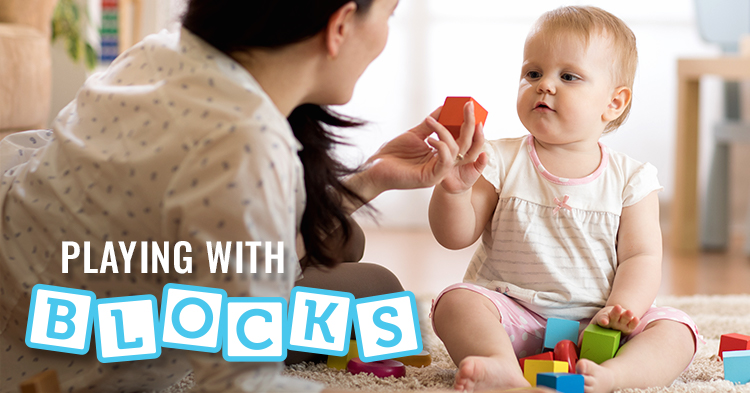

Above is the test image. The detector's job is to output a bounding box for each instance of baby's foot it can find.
[454,356,529,392]
[576,358,616,393]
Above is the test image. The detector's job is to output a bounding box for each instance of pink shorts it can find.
[430,283,702,362]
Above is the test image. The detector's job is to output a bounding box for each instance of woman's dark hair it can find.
[183,0,374,269]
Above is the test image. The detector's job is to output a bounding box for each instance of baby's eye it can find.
[561,73,579,82]
[525,70,541,79]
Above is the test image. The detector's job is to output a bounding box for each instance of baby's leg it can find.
[432,288,530,391]
[577,318,696,393]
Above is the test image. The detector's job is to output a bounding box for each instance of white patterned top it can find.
[0,28,318,393]
[464,135,662,320]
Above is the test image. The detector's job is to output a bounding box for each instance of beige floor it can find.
[360,225,750,298]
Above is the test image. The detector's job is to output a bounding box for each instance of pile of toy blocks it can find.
[719,333,750,384]
[519,317,625,392]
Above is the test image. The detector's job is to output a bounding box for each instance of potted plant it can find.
[51,0,97,70]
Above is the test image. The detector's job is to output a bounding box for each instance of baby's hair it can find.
[530,6,638,133]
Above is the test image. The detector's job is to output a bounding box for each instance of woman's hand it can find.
[591,305,640,335]
[350,103,486,203]
[436,101,488,195]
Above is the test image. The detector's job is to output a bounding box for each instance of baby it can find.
[428,6,699,393]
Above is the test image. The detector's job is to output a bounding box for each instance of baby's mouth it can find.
[534,102,555,112]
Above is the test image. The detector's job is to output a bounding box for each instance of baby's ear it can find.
[603,86,632,122]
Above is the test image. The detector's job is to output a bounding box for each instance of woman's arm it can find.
[592,191,662,333]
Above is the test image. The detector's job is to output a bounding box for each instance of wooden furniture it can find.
[118,0,142,53]
[0,0,58,137]
[673,55,750,254]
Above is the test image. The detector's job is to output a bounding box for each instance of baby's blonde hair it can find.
[529,6,637,133]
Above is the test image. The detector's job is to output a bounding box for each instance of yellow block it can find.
[523,360,567,386]
[394,350,432,367]
[326,340,358,370]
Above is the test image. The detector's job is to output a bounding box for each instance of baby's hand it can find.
[592,305,639,335]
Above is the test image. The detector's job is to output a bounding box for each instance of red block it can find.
[519,351,554,371]
[437,96,488,139]
[553,340,579,373]
[719,333,750,360]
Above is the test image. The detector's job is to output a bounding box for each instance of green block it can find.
[579,324,621,364]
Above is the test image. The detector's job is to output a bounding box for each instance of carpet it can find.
[281,294,750,392]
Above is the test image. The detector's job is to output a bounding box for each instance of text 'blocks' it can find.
[524,360,568,387]
[25,284,96,355]
[94,295,161,362]
[160,283,226,352]
[222,298,286,362]
[579,324,621,364]
[287,287,354,356]
[353,292,422,362]
[544,318,580,349]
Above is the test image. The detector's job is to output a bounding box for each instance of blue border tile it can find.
[25,284,96,355]
[222,297,287,362]
[93,294,162,363]
[352,291,423,362]
[160,283,226,353]
[286,286,354,356]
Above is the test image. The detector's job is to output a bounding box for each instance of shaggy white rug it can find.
[163,294,750,392]
[281,295,750,392]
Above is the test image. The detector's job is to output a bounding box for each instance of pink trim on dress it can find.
[526,134,609,186]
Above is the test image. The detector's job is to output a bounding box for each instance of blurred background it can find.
[30,0,750,296]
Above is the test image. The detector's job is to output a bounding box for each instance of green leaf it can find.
[66,35,80,62]
[84,43,97,70]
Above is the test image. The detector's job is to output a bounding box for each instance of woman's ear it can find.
[603,86,632,122]
[325,1,358,59]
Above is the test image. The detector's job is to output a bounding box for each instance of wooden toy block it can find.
[19,369,61,393]
[437,96,488,138]
[394,349,432,367]
[544,318,580,349]
[723,349,750,384]
[719,333,750,360]
[553,339,579,373]
[579,324,621,364]
[347,357,406,378]
[537,373,584,393]
[519,351,554,371]
[523,360,567,387]
[327,339,358,370]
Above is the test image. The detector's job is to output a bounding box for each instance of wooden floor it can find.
[360,225,750,298]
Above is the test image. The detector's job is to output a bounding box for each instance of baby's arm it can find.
[593,191,662,334]
[429,170,498,250]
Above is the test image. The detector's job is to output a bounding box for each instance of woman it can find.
[0,1,538,392]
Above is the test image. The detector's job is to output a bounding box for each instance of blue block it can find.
[724,350,750,384]
[537,373,584,393]
[544,318,580,349]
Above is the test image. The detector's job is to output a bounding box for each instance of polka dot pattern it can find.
[431,283,701,368]
[0,28,305,392]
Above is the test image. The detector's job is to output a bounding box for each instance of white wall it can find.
[338,0,724,228]
[49,0,727,229]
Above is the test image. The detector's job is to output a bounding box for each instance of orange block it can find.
[437,96,488,138]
